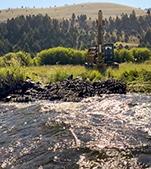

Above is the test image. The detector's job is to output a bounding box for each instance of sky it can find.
[0,0,150,9]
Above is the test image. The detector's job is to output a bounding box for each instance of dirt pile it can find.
[0,78,126,102]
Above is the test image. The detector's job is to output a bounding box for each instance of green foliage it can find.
[0,47,150,67]
[120,69,151,83]
[114,49,133,62]
[0,11,150,55]
[80,70,102,81]
[34,47,86,65]
[0,66,25,81]
[120,70,140,82]
[130,48,151,63]
[14,65,102,83]
[0,63,151,92]
[0,51,32,66]
[0,66,25,92]
[115,48,151,63]
[49,70,69,82]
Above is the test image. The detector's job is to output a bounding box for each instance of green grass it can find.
[0,66,25,95]
[0,63,151,93]
[106,63,151,79]
[106,63,151,92]
[22,65,102,83]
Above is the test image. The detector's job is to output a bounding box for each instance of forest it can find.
[0,10,151,55]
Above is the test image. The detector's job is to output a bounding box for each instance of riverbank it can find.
[0,78,126,102]
[0,64,151,96]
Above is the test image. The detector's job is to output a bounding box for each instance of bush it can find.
[130,48,151,63]
[114,48,151,63]
[0,51,33,67]
[34,47,87,65]
[114,49,133,63]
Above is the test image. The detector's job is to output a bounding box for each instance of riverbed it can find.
[0,94,151,169]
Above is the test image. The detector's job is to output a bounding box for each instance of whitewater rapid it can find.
[0,94,151,169]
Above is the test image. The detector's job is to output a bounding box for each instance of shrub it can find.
[0,51,32,67]
[34,47,87,65]
[130,48,151,63]
[114,49,133,63]
[114,48,151,63]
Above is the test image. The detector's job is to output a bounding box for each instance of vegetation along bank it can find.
[0,47,151,99]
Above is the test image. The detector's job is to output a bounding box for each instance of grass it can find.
[106,63,151,92]
[0,3,145,22]
[0,63,151,93]
[0,66,25,97]
[106,63,151,79]
[21,65,102,83]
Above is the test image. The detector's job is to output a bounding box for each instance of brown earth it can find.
[0,78,126,102]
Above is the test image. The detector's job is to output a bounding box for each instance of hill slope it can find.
[0,3,145,22]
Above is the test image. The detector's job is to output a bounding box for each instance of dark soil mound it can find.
[0,78,126,102]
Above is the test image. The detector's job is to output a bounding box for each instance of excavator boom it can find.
[86,10,118,68]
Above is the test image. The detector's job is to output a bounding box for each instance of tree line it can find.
[0,10,151,55]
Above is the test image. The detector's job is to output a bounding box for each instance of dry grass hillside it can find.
[0,3,145,22]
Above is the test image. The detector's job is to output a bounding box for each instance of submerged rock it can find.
[0,78,126,102]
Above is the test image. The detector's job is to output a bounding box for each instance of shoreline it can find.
[0,78,126,103]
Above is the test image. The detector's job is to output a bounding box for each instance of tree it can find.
[147,9,151,16]
[144,29,151,46]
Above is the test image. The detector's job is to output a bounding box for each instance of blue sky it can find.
[0,0,150,9]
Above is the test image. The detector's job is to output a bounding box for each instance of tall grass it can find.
[23,65,102,83]
[106,63,151,92]
[0,66,25,97]
[106,63,151,79]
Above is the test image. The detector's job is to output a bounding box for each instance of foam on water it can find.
[0,94,151,168]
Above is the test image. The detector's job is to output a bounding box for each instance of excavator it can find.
[85,10,119,69]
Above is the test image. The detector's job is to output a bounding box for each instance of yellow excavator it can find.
[85,10,119,69]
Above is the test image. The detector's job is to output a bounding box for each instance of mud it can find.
[0,78,126,102]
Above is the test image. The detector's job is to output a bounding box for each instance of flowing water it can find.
[0,94,151,169]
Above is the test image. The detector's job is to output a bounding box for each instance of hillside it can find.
[0,3,146,22]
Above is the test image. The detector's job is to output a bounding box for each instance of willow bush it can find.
[114,48,151,63]
[130,48,151,63]
[0,51,33,67]
[34,47,87,65]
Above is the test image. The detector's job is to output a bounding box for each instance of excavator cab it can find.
[103,43,114,64]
